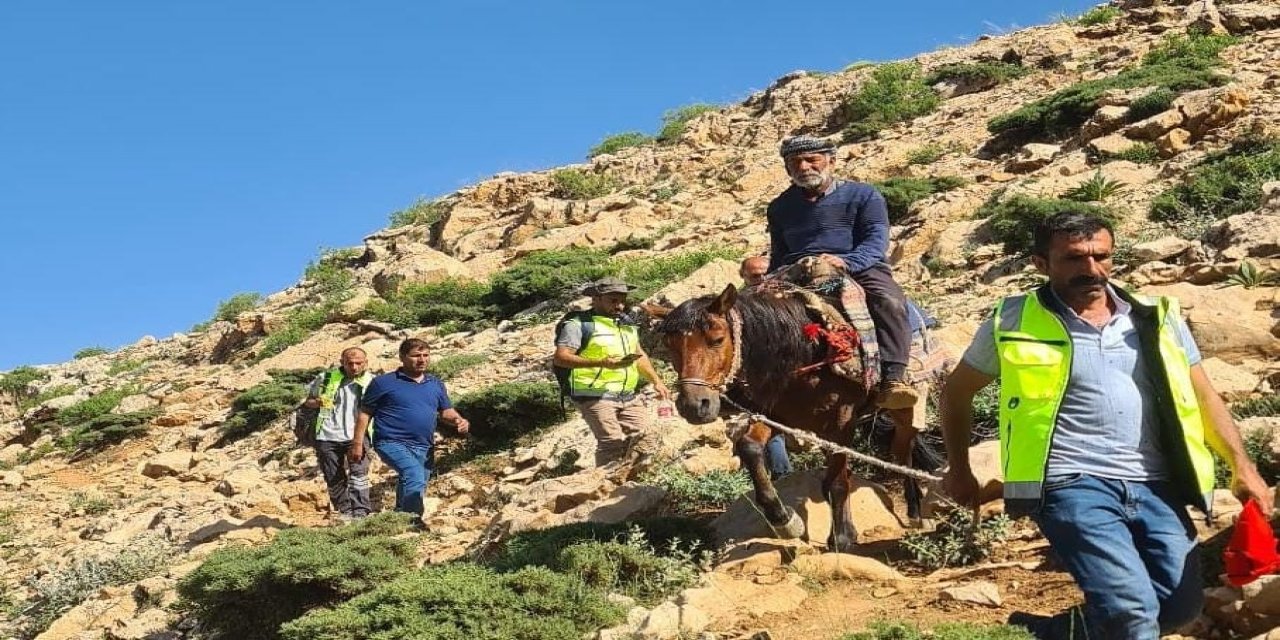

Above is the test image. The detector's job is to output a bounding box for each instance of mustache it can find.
[1068,275,1107,287]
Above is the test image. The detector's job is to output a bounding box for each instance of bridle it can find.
[674,308,743,393]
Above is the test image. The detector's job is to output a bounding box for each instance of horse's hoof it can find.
[774,508,806,539]
[827,532,858,553]
[907,517,925,529]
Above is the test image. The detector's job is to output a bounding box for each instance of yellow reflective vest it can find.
[993,286,1215,514]
[315,369,375,436]
[569,315,641,399]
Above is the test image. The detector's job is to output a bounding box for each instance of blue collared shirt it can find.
[360,370,453,448]
[962,286,1202,481]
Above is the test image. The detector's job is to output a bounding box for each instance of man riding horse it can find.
[766,135,917,410]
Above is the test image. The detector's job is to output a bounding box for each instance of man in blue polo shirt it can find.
[350,338,469,526]
[766,135,917,410]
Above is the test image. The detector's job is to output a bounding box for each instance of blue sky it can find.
[0,1,1098,370]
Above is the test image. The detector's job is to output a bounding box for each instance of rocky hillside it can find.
[3,1,1280,638]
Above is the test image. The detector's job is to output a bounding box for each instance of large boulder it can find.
[1221,3,1280,34]
[370,245,470,296]
[1173,86,1249,139]
[646,259,743,308]
[1143,283,1280,363]
[923,439,1004,517]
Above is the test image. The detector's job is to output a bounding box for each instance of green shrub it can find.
[873,176,967,223]
[1214,426,1280,488]
[218,369,316,443]
[656,103,719,144]
[278,564,624,640]
[0,508,15,545]
[23,534,174,636]
[20,384,75,412]
[430,353,488,380]
[68,491,114,516]
[178,514,416,640]
[904,143,961,166]
[988,62,1227,139]
[453,382,562,449]
[901,509,1012,569]
[556,527,706,604]
[74,346,109,359]
[1143,32,1239,67]
[843,62,941,141]
[923,61,1028,87]
[590,132,652,158]
[366,277,494,330]
[389,197,449,228]
[0,366,47,402]
[1075,5,1121,26]
[550,169,621,200]
[214,292,264,322]
[487,248,614,316]
[255,305,334,361]
[55,386,134,427]
[642,465,751,513]
[1233,394,1280,420]
[843,621,1035,640]
[1063,171,1127,202]
[105,359,146,376]
[980,194,1116,254]
[1150,139,1280,224]
[616,245,743,301]
[304,248,359,298]
[490,518,716,572]
[59,410,158,456]
[1127,87,1178,121]
[1107,142,1161,164]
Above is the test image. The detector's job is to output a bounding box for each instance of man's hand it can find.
[599,355,640,369]
[1233,465,1273,517]
[303,397,321,409]
[942,467,981,510]
[818,254,847,271]
[653,382,671,401]
[348,441,364,463]
[453,417,470,435]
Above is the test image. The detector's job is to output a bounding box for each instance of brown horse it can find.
[651,283,935,552]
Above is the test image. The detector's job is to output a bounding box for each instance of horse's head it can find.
[652,284,739,424]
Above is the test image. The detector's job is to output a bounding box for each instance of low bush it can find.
[843,621,1034,640]
[59,410,158,456]
[55,386,134,427]
[490,517,716,573]
[1143,32,1239,67]
[218,369,317,444]
[556,528,707,604]
[1075,5,1121,26]
[389,197,449,228]
[0,366,46,403]
[843,62,940,141]
[453,382,562,449]
[278,564,624,640]
[177,513,416,640]
[214,292,263,322]
[1233,394,1280,420]
[304,248,360,299]
[1150,138,1280,224]
[68,491,114,516]
[589,132,652,158]
[616,245,743,301]
[550,169,621,200]
[487,248,613,317]
[642,465,752,513]
[74,346,109,359]
[366,277,493,330]
[980,194,1116,254]
[873,176,967,223]
[23,534,174,636]
[900,509,1012,569]
[1107,142,1160,164]
[923,61,1028,87]
[656,104,719,144]
[904,143,960,166]
[1063,171,1127,202]
[1127,87,1178,121]
[1226,261,1280,289]
[430,354,488,380]
[255,304,334,361]
[1214,426,1280,488]
[106,359,146,376]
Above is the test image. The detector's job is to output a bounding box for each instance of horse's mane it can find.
[655,290,824,412]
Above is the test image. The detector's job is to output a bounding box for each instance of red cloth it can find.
[1225,498,1280,587]
[796,322,861,375]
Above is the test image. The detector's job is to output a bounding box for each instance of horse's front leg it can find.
[736,420,804,539]
[885,406,923,525]
[823,452,857,552]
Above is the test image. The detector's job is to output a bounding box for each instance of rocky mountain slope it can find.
[3,1,1280,638]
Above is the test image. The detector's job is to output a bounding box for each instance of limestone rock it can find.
[1244,574,1280,616]
[371,245,471,296]
[924,440,1004,517]
[1124,109,1184,141]
[114,393,159,414]
[1088,133,1139,157]
[1006,143,1061,173]
[647,259,743,308]
[140,451,200,478]
[679,572,807,628]
[940,581,1003,607]
[711,470,902,545]
[1199,357,1261,399]
[1221,4,1280,34]
[1174,86,1249,139]
[1157,128,1193,157]
[0,470,24,489]
[636,601,711,639]
[1207,212,1280,261]
[1133,236,1192,263]
[1144,283,1280,363]
[790,553,906,584]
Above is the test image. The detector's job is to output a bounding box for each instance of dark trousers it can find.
[314,439,372,517]
[851,263,911,378]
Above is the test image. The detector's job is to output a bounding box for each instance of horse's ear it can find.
[707,284,738,316]
[639,302,671,319]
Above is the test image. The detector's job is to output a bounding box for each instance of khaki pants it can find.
[576,396,653,466]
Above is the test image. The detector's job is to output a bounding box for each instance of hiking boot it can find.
[876,379,919,409]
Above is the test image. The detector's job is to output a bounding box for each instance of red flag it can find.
[1224,498,1280,587]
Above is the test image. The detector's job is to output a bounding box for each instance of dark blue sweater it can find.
[766,180,890,274]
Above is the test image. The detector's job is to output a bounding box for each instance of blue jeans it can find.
[765,434,792,479]
[373,440,434,518]
[1032,475,1202,640]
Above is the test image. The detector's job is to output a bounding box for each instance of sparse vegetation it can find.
[1142,32,1239,67]
[487,248,613,316]
[616,245,743,301]
[73,346,109,359]
[22,534,175,637]
[53,386,134,428]
[255,304,335,361]
[1127,87,1178,121]
[59,409,158,456]
[389,197,449,228]
[1233,394,1280,420]
[0,366,47,404]
[278,564,624,640]
[924,61,1029,87]
[218,369,317,444]
[589,131,652,158]
[177,514,416,640]
[553,526,709,604]
[843,62,941,141]
[901,509,1013,569]
[0,508,15,545]
[1214,426,1280,488]
[843,621,1034,640]
[980,194,1116,254]
[1150,138,1280,225]
[1225,261,1280,289]
[105,358,146,376]
[905,142,962,166]
[213,292,263,323]
[656,103,719,144]
[68,491,114,516]
[303,247,360,298]
[430,353,488,380]
[1075,5,1121,26]
[490,517,716,573]
[643,465,752,513]
[550,168,622,200]
[366,277,493,330]
[1107,141,1160,164]
[1063,171,1127,202]
[452,382,562,451]
[873,176,967,223]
